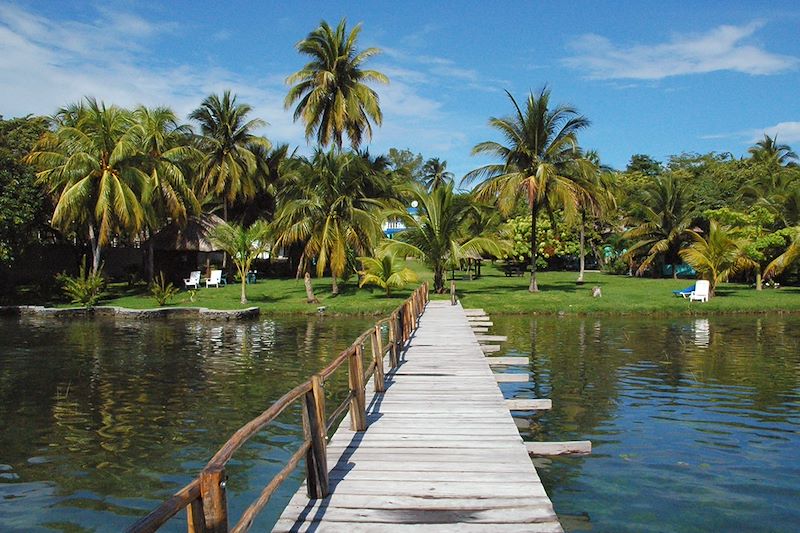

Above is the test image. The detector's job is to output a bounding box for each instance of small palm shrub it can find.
[358,251,418,297]
[150,272,179,306]
[57,257,105,308]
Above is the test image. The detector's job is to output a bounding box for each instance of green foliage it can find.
[500,215,579,268]
[57,257,105,308]
[0,115,50,266]
[358,251,418,296]
[150,272,179,306]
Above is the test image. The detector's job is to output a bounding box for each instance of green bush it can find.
[57,257,105,308]
[150,272,179,307]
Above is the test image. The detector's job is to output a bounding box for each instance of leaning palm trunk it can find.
[529,205,539,292]
[304,272,320,303]
[331,275,339,296]
[88,224,102,274]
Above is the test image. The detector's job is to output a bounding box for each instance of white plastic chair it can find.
[183,271,201,290]
[205,269,222,288]
[689,280,710,302]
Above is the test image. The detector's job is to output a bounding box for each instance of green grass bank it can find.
[37,261,798,317]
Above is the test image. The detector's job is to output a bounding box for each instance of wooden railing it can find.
[126,282,429,533]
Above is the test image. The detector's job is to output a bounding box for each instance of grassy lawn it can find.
[437,264,800,316]
[9,260,799,316]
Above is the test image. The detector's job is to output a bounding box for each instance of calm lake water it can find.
[1,314,798,532]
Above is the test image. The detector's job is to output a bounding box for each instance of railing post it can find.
[450,281,456,305]
[388,314,399,368]
[199,466,228,533]
[348,346,367,431]
[303,375,329,499]
[187,497,207,533]
[372,325,385,392]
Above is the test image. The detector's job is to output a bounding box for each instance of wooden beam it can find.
[475,335,507,343]
[525,441,592,456]
[480,345,501,354]
[506,399,551,411]
[494,374,529,383]
[487,357,528,366]
[471,327,489,334]
[463,309,486,316]
[468,320,493,326]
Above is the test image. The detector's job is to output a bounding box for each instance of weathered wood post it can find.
[388,314,399,368]
[199,466,228,533]
[348,345,367,431]
[187,498,206,533]
[303,374,329,498]
[450,281,456,305]
[372,325,385,392]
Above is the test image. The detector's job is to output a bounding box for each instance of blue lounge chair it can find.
[673,284,695,298]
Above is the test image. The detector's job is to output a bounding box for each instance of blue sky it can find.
[1,1,798,177]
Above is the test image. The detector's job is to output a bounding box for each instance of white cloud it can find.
[751,121,800,144]
[564,21,798,79]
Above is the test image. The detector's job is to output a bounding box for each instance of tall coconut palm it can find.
[131,106,200,280]
[26,98,148,272]
[285,18,388,150]
[764,233,800,280]
[464,87,590,292]
[422,158,455,191]
[189,91,269,221]
[679,221,754,296]
[384,182,504,293]
[274,149,385,295]
[209,221,272,304]
[748,134,798,168]
[624,174,695,278]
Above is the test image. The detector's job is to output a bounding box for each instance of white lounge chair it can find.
[205,269,222,288]
[183,271,201,290]
[689,280,710,302]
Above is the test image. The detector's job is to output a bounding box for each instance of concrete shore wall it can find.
[0,305,260,320]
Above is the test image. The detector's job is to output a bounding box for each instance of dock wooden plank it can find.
[275,301,562,532]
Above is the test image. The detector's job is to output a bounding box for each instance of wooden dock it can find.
[274,301,563,532]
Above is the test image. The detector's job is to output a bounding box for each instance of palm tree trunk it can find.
[577,210,586,283]
[434,264,445,293]
[672,262,678,280]
[88,224,102,274]
[529,204,539,292]
[756,270,763,291]
[331,275,339,296]
[304,272,320,303]
[147,236,155,283]
[240,275,247,305]
[222,201,228,269]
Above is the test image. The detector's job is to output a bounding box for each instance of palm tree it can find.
[679,221,754,296]
[358,251,418,296]
[575,151,617,282]
[384,182,503,293]
[189,91,270,221]
[764,234,800,281]
[26,98,148,272]
[285,18,388,150]
[748,134,798,168]
[274,149,385,295]
[624,175,695,278]
[131,106,200,280]
[464,87,590,292]
[422,158,454,191]
[209,221,272,304]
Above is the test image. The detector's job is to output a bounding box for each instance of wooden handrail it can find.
[127,282,429,533]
